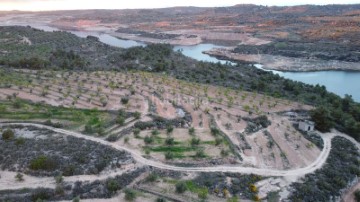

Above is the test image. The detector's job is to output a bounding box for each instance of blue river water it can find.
[26,25,360,102]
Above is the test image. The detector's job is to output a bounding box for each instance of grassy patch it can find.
[146,146,197,153]
[0,99,112,128]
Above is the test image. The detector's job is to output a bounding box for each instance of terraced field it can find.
[0,68,319,169]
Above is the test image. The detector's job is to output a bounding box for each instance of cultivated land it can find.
[0,13,359,201]
[0,62,359,202]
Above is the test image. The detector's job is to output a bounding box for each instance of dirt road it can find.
[0,123,358,191]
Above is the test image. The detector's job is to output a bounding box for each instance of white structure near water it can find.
[299,120,315,132]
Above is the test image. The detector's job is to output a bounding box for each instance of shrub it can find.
[118,109,126,117]
[195,149,206,158]
[15,173,24,181]
[145,173,158,182]
[156,198,167,202]
[106,179,120,193]
[175,181,187,193]
[151,130,160,136]
[63,165,76,176]
[165,152,174,160]
[133,128,141,137]
[144,136,154,144]
[121,97,129,105]
[72,196,80,202]
[191,137,200,146]
[29,155,58,171]
[15,137,25,145]
[124,188,137,201]
[12,99,22,109]
[84,124,95,134]
[198,187,208,199]
[134,121,154,130]
[134,111,141,119]
[2,129,15,140]
[165,137,175,145]
[354,190,360,202]
[311,106,333,132]
[188,127,195,135]
[106,134,119,142]
[210,127,220,136]
[221,149,229,157]
[55,184,65,195]
[116,116,126,126]
[166,126,174,134]
[55,174,63,184]
[124,137,129,143]
[100,97,108,107]
[215,137,223,146]
[250,184,258,193]
[31,189,51,201]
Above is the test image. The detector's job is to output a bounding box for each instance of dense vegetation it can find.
[0,168,145,201]
[288,137,360,201]
[0,126,131,176]
[234,41,360,63]
[0,26,359,142]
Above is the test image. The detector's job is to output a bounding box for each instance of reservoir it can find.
[8,24,360,102]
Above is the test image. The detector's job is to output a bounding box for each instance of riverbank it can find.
[205,48,360,72]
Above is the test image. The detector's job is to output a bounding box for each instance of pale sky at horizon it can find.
[0,0,359,11]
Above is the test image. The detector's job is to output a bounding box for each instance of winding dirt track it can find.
[0,123,359,191]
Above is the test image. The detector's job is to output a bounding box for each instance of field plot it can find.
[0,68,319,170]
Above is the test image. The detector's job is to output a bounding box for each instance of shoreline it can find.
[204,48,360,72]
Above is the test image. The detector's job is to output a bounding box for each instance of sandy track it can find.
[0,164,140,190]
[0,123,358,191]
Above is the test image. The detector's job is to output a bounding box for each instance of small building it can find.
[299,120,315,132]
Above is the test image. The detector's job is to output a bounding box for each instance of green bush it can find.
[197,187,208,199]
[124,188,137,201]
[221,149,229,157]
[118,109,126,117]
[2,129,15,140]
[195,149,206,158]
[15,173,24,182]
[29,155,58,171]
[134,111,141,119]
[355,190,360,202]
[55,174,63,184]
[191,137,200,146]
[210,127,220,136]
[31,189,51,201]
[133,128,141,137]
[72,196,80,202]
[106,179,120,193]
[121,97,129,105]
[165,152,174,160]
[15,137,25,145]
[175,181,187,193]
[116,116,126,126]
[166,126,174,134]
[144,136,154,144]
[156,198,167,202]
[188,127,195,135]
[165,137,175,145]
[311,106,333,132]
[145,173,159,182]
[215,137,223,146]
[151,130,160,136]
[106,134,119,142]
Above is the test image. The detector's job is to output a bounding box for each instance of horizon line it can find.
[0,3,359,12]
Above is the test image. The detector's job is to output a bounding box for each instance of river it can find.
[7,24,360,102]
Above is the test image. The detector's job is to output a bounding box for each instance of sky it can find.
[0,0,359,11]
